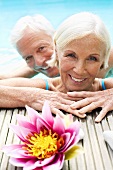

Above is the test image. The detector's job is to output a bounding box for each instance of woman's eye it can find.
[66,53,75,58]
[88,56,97,61]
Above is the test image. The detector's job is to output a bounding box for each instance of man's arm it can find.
[0,85,85,118]
[0,77,49,89]
[0,65,38,79]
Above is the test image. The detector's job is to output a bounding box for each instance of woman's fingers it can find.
[51,107,65,118]
[49,99,86,118]
[70,97,94,109]
[67,91,95,98]
[55,102,86,118]
[95,102,113,122]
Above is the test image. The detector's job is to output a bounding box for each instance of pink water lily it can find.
[2,101,83,170]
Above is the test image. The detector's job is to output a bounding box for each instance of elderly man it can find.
[1,14,113,79]
[0,14,59,79]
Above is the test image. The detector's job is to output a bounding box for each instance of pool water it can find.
[0,0,113,75]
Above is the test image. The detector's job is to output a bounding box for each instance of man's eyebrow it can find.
[37,41,51,46]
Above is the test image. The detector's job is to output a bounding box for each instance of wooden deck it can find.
[0,108,113,170]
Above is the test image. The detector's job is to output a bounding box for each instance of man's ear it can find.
[55,50,59,68]
[46,50,58,67]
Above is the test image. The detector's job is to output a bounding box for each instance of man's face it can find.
[16,28,55,75]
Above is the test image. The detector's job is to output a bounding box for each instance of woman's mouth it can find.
[71,75,87,82]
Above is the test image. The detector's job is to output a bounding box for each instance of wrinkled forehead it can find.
[17,28,53,46]
[22,27,50,37]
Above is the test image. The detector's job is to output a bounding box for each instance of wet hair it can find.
[10,14,55,48]
[48,12,111,69]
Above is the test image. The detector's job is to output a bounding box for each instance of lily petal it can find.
[9,157,29,167]
[25,105,39,125]
[10,124,32,142]
[61,132,77,152]
[2,144,23,155]
[43,153,64,170]
[24,159,41,170]
[34,155,55,167]
[42,101,54,127]
[65,145,84,160]
[53,115,65,135]
[65,121,80,135]
[16,114,37,132]
[59,133,71,151]
[3,146,35,158]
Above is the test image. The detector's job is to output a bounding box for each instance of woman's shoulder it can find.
[50,77,61,87]
[93,78,102,91]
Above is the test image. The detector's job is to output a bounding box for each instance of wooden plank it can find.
[81,115,96,170]
[102,113,113,168]
[6,109,26,169]
[75,142,86,170]
[0,111,9,169]
[0,109,113,170]
[75,120,86,170]
[106,112,113,130]
[0,109,6,131]
[93,112,113,170]
[107,146,113,168]
[68,158,77,170]
[0,109,13,168]
[62,160,69,170]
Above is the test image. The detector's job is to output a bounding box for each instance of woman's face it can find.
[57,34,105,92]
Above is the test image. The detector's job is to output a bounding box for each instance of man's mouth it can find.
[41,66,50,70]
[33,65,50,72]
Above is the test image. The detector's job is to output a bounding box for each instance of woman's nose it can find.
[73,61,86,74]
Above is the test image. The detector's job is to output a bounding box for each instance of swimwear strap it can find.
[44,79,49,90]
[101,79,106,90]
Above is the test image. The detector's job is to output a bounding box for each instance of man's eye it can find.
[25,56,32,62]
[88,56,97,61]
[39,46,45,51]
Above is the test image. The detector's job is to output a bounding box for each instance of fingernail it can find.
[95,117,100,123]
[83,114,86,117]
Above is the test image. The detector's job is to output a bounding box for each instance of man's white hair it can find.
[48,12,111,69]
[10,14,55,47]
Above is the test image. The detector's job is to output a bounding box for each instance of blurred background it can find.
[0,0,113,74]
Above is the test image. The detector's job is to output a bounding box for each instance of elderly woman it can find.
[1,14,113,80]
[47,11,113,122]
[1,12,113,122]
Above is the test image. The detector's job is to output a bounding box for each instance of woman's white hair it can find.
[48,12,111,69]
[10,14,55,47]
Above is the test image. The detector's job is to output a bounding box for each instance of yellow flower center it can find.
[23,129,64,159]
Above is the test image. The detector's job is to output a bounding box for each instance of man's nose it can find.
[34,55,47,66]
